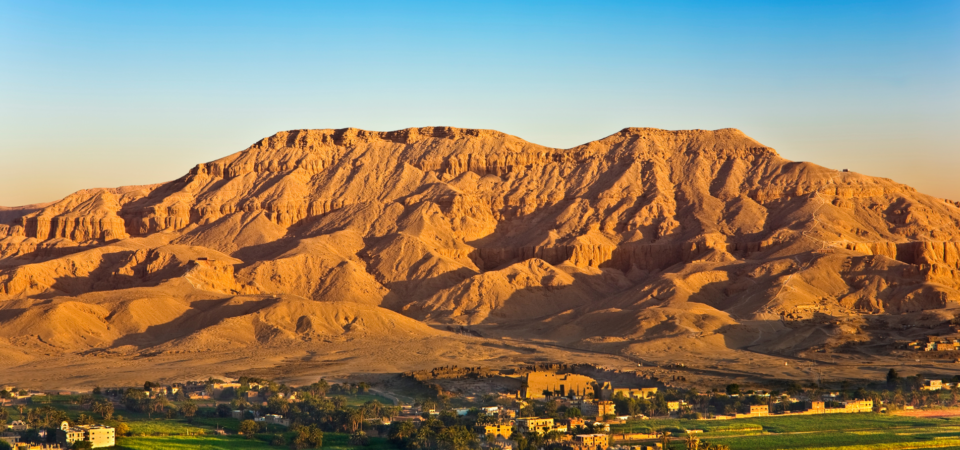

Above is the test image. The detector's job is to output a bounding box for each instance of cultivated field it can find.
[613,413,960,449]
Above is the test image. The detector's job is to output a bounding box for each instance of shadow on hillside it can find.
[108,296,282,350]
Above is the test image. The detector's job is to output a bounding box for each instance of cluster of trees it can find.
[388,419,478,450]
[122,388,198,419]
[0,389,27,400]
[24,405,68,429]
[610,392,673,418]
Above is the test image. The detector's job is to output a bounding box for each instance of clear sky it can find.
[1,1,958,206]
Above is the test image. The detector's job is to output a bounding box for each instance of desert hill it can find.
[2,126,960,387]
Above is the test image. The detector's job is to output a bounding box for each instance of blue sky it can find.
[1,1,958,205]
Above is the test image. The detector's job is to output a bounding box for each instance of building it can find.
[0,433,20,446]
[232,410,259,419]
[478,423,513,438]
[573,434,609,450]
[597,401,615,417]
[522,372,596,399]
[909,336,960,352]
[841,400,874,413]
[9,421,28,432]
[581,400,616,418]
[187,391,210,400]
[923,380,943,391]
[748,405,769,416]
[256,414,291,427]
[481,406,500,415]
[12,444,63,450]
[57,421,115,448]
[562,417,586,429]
[212,382,242,392]
[516,418,555,434]
[667,401,681,412]
[489,436,513,450]
[803,399,872,414]
[599,383,658,400]
[148,386,167,397]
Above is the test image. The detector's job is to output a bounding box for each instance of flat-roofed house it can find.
[516,418,555,434]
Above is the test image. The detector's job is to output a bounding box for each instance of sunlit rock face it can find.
[2,126,960,358]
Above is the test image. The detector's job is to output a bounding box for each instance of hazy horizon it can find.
[1,0,958,206]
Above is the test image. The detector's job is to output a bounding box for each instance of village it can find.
[3,362,960,450]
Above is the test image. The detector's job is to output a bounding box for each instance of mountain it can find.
[2,126,959,386]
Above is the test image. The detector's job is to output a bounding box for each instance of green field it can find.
[115,435,276,449]
[115,431,394,450]
[612,413,960,450]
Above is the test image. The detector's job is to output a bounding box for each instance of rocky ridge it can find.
[1,126,959,368]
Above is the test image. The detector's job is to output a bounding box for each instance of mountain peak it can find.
[2,126,959,384]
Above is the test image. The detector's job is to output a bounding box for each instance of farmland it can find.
[613,413,960,449]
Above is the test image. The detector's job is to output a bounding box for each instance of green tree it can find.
[123,389,147,412]
[315,379,330,397]
[659,430,672,450]
[239,419,259,438]
[115,422,131,437]
[149,395,169,416]
[346,408,364,432]
[566,407,581,418]
[293,424,324,449]
[409,425,434,450]
[216,403,233,417]
[363,400,383,420]
[179,401,198,418]
[520,404,535,417]
[389,421,416,443]
[350,430,370,446]
[92,400,114,420]
[725,384,740,396]
[71,441,93,450]
[437,425,476,450]
[887,368,900,387]
[268,395,290,415]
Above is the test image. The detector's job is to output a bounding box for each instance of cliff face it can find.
[1,127,959,358]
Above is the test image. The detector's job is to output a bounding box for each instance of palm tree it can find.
[893,390,905,408]
[410,425,433,450]
[659,430,672,450]
[364,400,383,421]
[346,409,363,433]
[385,405,400,421]
[389,421,416,442]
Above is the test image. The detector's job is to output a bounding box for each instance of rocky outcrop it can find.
[3,126,960,358]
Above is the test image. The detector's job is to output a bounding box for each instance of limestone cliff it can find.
[1,127,959,359]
